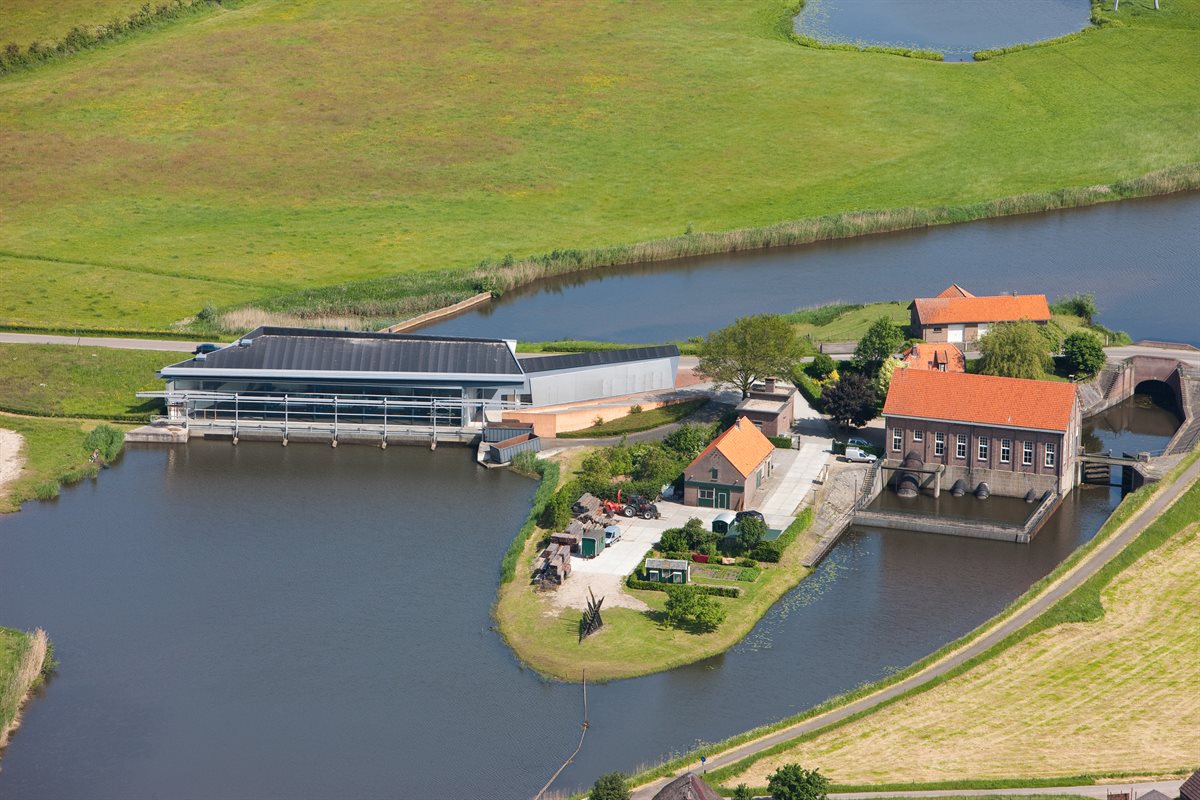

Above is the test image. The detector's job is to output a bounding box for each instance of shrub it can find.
[83,424,124,462]
[1063,330,1106,377]
[807,352,837,380]
[768,764,830,800]
[664,584,727,632]
[663,422,717,460]
[589,772,631,800]
[629,404,643,414]
[658,527,689,553]
[753,540,783,562]
[768,435,793,448]
[539,484,574,530]
[1051,292,1099,323]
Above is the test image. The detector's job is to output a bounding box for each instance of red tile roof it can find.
[690,416,774,478]
[901,344,966,373]
[884,369,1077,432]
[936,283,976,298]
[912,293,1051,325]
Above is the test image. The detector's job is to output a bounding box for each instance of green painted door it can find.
[717,491,729,509]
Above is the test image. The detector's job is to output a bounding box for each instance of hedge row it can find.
[768,435,793,449]
[625,575,741,598]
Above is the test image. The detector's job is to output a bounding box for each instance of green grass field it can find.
[0,344,183,419]
[556,399,710,439]
[0,0,153,47]
[0,415,127,512]
[1,0,1198,331]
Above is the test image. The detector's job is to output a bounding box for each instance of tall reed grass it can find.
[0,628,51,752]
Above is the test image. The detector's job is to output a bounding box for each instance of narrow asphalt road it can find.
[0,332,197,352]
[630,456,1200,799]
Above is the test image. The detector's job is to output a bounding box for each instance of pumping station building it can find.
[146,326,679,445]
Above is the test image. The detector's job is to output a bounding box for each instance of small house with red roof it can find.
[883,369,1081,496]
[910,285,1051,346]
[900,343,966,373]
[682,417,775,510]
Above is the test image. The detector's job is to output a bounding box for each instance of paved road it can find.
[0,332,197,352]
[829,779,1185,799]
[1106,343,1200,368]
[631,456,1200,799]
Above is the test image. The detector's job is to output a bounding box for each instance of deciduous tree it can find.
[977,320,1053,380]
[767,764,830,800]
[822,372,878,428]
[852,316,905,375]
[664,584,726,632]
[698,315,804,398]
[735,515,767,553]
[589,771,631,800]
[1062,330,1106,377]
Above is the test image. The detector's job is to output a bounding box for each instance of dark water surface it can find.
[0,399,1167,799]
[793,0,1091,62]
[419,193,1200,346]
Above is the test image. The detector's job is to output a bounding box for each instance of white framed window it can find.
[978,436,989,461]
[913,429,923,442]
[934,431,946,457]
[1023,440,1034,466]
[932,326,944,333]
[1045,442,1056,468]
[892,428,903,451]
[1000,438,1011,464]
[698,488,714,501]
[955,434,967,460]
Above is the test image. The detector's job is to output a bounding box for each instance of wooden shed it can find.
[644,558,689,584]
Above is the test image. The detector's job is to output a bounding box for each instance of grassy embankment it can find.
[726,479,1200,790]
[495,448,817,682]
[620,450,1200,790]
[0,626,52,753]
[0,344,182,512]
[555,399,711,439]
[0,0,166,48]
[0,1,1198,333]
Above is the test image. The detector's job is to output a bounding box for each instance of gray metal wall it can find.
[526,356,679,407]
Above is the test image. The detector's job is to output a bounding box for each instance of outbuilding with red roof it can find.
[910,285,1051,346]
[883,369,1081,497]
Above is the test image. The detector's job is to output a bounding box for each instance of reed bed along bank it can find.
[0,628,51,753]
[224,164,1200,333]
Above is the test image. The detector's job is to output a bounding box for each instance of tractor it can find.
[616,489,660,520]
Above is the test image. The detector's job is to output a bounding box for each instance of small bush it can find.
[33,481,60,500]
[753,540,783,563]
[83,424,124,462]
[629,404,643,414]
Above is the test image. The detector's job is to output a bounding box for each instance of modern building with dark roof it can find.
[152,327,678,441]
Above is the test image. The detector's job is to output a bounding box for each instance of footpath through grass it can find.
[556,399,710,439]
[1,1,1198,331]
[724,480,1200,789]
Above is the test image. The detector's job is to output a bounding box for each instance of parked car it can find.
[847,437,872,449]
[734,510,765,524]
[193,342,221,355]
[844,446,878,464]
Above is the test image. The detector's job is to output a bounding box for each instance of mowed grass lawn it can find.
[730,482,1200,788]
[0,344,184,419]
[0,1,1198,330]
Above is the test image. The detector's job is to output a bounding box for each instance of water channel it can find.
[418,193,1200,347]
[0,396,1178,798]
[792,0,1092,62]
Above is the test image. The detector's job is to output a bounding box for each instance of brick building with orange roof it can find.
[909,284,1051,346]
[883,369,1081,497]
[682,416,776,510]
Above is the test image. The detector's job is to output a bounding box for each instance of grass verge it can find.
[0,415,131,512]
[0,627,52,753]
[621,449,1200,789]
[0,344,182,421]
[494,507,815,682]
[556,399,710,439]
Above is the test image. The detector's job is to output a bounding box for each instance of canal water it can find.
[792,0,1091,62]
[418,193,1200,347]
[0,396,1176,798]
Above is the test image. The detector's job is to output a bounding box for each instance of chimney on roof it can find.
[765,377,777,392]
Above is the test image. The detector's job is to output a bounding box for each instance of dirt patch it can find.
[546,572,649,613]
[0,428,26,503]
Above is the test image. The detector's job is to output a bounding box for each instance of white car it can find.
[844,447,878,463]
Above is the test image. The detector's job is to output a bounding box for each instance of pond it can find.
[0,394,1171,799]
[417,193,1200,347]
[792,0,1092,62]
